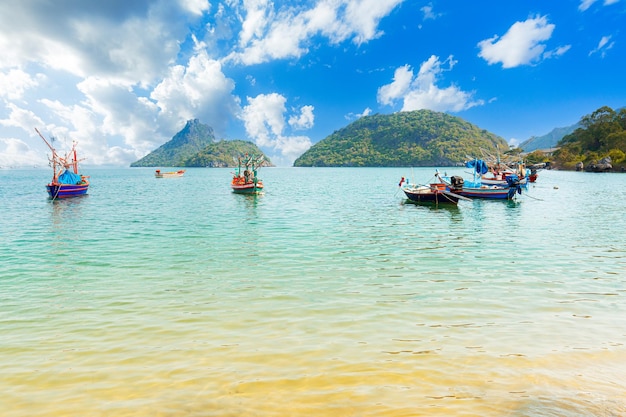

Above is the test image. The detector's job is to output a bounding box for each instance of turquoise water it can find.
[1,167,625,416]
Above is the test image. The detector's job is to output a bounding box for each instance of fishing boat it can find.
[469,150,533,186]
[436,159,523,200]
[439,170,523,200]
[481,170,528,187]
[527,163,548,183]
[399,176,470,205]
[36,128,89,200]
[231,154,264,194]
[449,177,520,199]
[155,169,185,178]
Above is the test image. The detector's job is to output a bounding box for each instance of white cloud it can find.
[0,0,407,166]
[579,0,620,11]
[238,0,272,47]
[377,55,484,112]
[344,107,372,121]
[0,104,53,166]
[0,1,192,85]
[0,103,45,131]
[358,107,372,117]
[227,0,404,65]
[343,0,404,45]
[0,137,46,167]
[377,65,413,106]
[589,35,615,57]
[544,44,572,59]
[477,15,555,68]
[579,0,597,11]
[242,93,287,146]
[179,0,211,15]
[421,4,440,21]
[289,105,315,130]
[241,93,313,165]
[151,52,239,137]
[0,69,45,101]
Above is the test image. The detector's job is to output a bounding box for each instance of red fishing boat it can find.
[231,154,264,194]
[36,128,89,200]
[398,175,469,205]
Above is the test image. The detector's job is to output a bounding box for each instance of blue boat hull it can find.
[47,183,89,199]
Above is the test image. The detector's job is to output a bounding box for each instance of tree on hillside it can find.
[554,106,626,170]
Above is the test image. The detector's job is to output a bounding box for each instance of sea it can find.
[1,166,625,417]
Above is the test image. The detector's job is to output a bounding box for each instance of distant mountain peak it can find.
[519,123,580,152]
[130,119,216,167]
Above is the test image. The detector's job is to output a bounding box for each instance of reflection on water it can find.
[50,195,88,224]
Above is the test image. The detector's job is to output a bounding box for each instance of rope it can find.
[51,185,61,201]
[523,193,544,201]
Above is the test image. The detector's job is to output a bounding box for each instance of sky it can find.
[1,0,624,168]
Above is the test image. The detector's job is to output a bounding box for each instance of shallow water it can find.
[1,167,625,416]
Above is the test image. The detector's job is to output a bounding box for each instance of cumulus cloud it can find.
[151,52,239,137]
[227,0,404,65]
[0,104,53,166]
[0,137,46,167]
[0,69,45,101]
[377,66,413,106]
[0,103,45,131]
[241,93,313,165]
[0,1,193,85]
[377,56,484,112]
[0,0,228,166]
[0,0,405,166]
[477,15,558,68]
[289,105,315,130]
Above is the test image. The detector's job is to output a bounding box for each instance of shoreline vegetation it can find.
[520,106,626,172]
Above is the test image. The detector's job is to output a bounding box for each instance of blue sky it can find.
[0,0,624,167]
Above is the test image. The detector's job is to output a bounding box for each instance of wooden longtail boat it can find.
[155,169,185,178]
[439,165,523,201]
[231,154,264,194]
[399,176,469,205]
[36,128,89,200]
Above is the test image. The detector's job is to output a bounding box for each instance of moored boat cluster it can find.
[399,157,538,205]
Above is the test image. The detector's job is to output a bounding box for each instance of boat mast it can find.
[72,143,78,174]
[35,128,60,183]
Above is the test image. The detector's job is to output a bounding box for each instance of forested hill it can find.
[130,118,271,168]
[131,119,215,167]
[183,140,271,167]
[293,110,508,167]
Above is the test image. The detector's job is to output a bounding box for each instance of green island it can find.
[293,110,507,167]
[130,119,270,168]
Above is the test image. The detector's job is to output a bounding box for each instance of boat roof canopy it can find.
[58,170,82,185]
